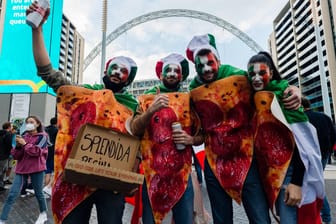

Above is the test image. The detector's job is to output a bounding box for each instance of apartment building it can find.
[269,0,336,120]
[0,0,84,123]
[59,14,85,84]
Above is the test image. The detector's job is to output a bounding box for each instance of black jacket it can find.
[0,130,13,160]
[305,109,336,159]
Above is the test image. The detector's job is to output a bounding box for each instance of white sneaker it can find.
[0,219,6,224]
[43,186,52,196]
[44,193,50,199]
[26,188,35,195]
[35,211,47,224]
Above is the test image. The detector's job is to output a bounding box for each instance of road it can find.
[1,163,336,223]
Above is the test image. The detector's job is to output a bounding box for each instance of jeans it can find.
[204,158,271,224]
[321,152,331,222]
[0,171,46,221]
[275,165,297,224]
[142,175,194,224]
[0,159,7,188]
[62,189,125,224]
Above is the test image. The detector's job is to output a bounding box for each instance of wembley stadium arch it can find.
[83,9,264,71]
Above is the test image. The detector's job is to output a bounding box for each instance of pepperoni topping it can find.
[70,102,96,138]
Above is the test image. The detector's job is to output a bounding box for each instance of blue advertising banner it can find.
[0,0,63,95]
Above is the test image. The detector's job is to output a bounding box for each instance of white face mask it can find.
[25,123,35,131]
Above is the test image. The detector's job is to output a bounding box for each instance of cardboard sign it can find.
[64,124,144,193]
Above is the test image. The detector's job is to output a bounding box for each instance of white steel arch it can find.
[84,9,264,70]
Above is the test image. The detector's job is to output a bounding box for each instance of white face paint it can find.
[249,63,271,91]
[163,64,181,78]
[252,74,264,91]
[108,63,129,82]
[199,56,213,74]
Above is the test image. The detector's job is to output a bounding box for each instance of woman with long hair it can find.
[0,115,49,224]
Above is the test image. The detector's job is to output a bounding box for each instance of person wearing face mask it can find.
[129,53,204,223]
[0,116,49,224]
[26,3,138,224]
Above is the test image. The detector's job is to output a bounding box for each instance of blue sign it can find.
[0,0,63,95]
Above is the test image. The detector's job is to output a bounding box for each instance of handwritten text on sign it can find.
[79,133,131,168]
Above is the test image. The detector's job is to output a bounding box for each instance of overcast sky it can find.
[62,0,289,84]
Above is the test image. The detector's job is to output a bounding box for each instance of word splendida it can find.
[79,133,131,167]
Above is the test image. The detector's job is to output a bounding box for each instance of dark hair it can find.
[301,97,311,109]
[197,49,219,61]
[50,117,57,125]
[25,115,44,133]
[247,51,281,81]
[2,122,12,130]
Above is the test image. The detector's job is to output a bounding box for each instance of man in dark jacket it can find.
[43,117,58,196]
[302,97,336,224]
[0,122,14,192]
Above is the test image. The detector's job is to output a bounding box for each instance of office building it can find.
[128,78,192,97]
[0,0,84,123]
[269,0,336,120]
[59,14,85,84]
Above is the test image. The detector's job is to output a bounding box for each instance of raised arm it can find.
[26,2,71,92]
[27,2,51,67]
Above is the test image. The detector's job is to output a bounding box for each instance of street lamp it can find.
[100,0,108,83]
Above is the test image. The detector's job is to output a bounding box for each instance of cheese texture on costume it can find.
[137,93,192,224]
[52,85,135,223]
[253,91,295,207]
[190,75,253,203]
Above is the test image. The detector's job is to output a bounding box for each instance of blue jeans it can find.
[0,171,47,221]
[0,159,7,188]
[275,164,297,224]
[204,158,271,224]
[62,189,125,224]
[142,175,194,224]
[321,153,331,223]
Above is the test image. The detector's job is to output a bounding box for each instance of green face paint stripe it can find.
[195,56,203,75]
[162,64,170,77]
[248,65,254,72]
[107,63,117,76]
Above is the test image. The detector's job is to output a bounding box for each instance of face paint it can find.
[107,63,129,83]
[162,64,182,81]
[248,63,271,91]
[195,53,219,83]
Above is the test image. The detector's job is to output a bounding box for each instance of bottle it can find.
[171,122,186,150]
[26,0,50,29]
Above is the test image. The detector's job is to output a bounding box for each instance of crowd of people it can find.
[0,2,336,224]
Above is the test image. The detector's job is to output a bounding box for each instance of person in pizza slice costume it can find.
[27,3,140,224]
[248,51,325,224]
[186,34,303,224]
[129,53,204,224]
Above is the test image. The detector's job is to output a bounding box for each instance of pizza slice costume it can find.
[254,80,325,223]
[37,57,138,223]
[138,92,192,223]
[190,75,254,203]
[53,86,136,222]
[133,54,198,223]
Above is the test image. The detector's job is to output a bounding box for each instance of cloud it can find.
[62,0,288,84]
